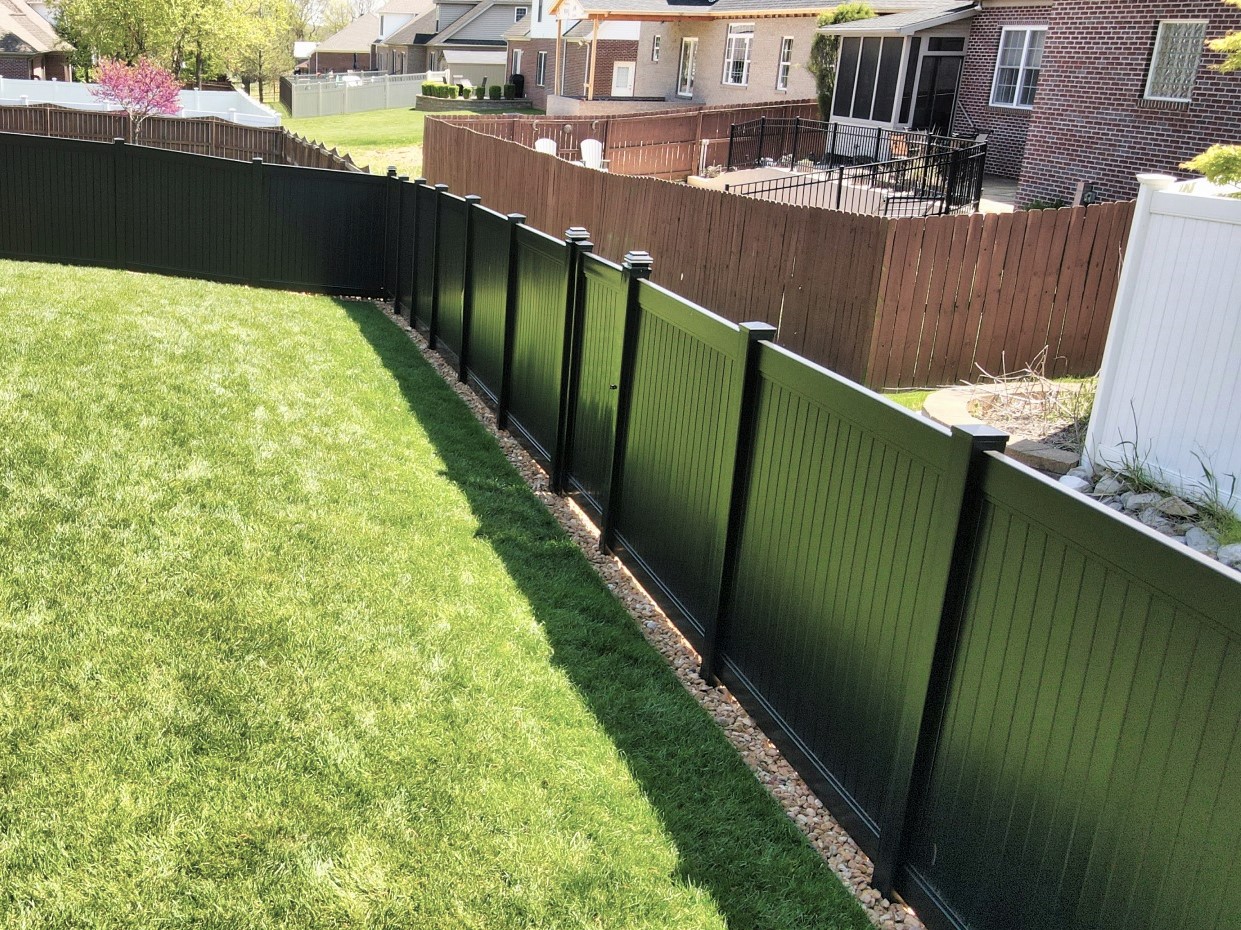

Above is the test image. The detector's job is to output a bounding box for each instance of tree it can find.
[90,57,182,140]
[806,2,874,119]
[1181,0,1241,189]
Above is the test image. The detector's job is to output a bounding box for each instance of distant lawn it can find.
[284,106,531,178]
[883,389,933,411]
[0,260,870,930]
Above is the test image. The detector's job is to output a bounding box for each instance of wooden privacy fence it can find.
[423,119,1135,388]
[435,99,820,179]
[7,130,1238,930]
[0,103,363,171]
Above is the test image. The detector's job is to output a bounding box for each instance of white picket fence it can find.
[1086,173,1241,514]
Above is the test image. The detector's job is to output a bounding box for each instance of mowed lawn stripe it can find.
[0,260,870,930]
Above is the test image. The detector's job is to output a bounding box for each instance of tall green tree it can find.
[806,2,875,119]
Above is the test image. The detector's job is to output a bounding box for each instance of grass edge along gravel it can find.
[0,259,872,930]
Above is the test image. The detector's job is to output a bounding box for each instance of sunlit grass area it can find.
[0,260,870,930]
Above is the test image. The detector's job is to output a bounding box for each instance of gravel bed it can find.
[378,302,924,930]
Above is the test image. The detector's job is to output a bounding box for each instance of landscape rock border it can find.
[379,303,923,930]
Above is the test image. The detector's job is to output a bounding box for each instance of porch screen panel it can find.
[898,37,921,123]
[853,37,881,120]
[833,38,860,119]
[872,38,903,121]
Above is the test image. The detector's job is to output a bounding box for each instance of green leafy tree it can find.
[1181,0,1241,189]
[806,1,874,119]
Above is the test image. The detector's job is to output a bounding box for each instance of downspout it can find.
[587,17,599,100]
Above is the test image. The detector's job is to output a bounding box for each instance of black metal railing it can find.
[726,116,977,171]
[723,140,987,217]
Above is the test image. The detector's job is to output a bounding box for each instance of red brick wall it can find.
[953,6,1048,179]
[514,38,640,106]
[308,51,373,73]
[1017,1,1241,205]
[0,57,32,79]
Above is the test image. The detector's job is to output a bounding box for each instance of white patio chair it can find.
[579,138,609,171]
[534,137,558,157]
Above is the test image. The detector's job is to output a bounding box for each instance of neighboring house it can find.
[818,0,1241,204]
[371,0,437,73]
[309,12,381,71]
[532,0,959,113]
[0,0,71,81]
[424,0,530,85]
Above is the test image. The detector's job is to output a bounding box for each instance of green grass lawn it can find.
[883,389,933,412]
[0,260,870,930]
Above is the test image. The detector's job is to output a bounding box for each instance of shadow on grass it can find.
[340,301,871,930]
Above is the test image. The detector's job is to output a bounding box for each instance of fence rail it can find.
[5,128,1238,930]
[0,103,362,170]
[424,118,1131,388]
[726,117,979,170]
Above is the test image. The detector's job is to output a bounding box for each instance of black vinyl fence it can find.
[723,143,987,217]
[5,131,1239,930]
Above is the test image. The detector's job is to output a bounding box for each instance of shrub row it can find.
[421,82,459,98]
[421,82,520,101]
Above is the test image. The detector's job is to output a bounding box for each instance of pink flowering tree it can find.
[89,58,182,142]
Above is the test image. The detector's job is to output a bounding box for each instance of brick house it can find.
[819,0,1241,205]
[309,13,382,72]
[371,0,437,74]
[0,0,72,81]
[527,0,953,114]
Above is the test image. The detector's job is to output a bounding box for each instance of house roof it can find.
[547,0,957,20]
[502,18,532,39]
[817,2,976,35]
[376,0,432,14]
[431,0,523,46]
[0,0,70,55]
[315,11,381,52]
[381,7,438,45]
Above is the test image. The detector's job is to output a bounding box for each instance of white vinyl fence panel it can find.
[283,72,432,117]
[0,77,281,126]
[1085,174,1241,514]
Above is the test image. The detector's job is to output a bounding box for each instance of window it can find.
[512,48,523,74]
[536,50,547,86]
[990,26,1045,108]
[652,35,661,62]
[776,37,793,90]
[722,23,753,86]
[1146,20,1207,101]
[677,37,697,97]
[514,6,528,21]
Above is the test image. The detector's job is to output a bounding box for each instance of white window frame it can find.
[512,48,523,74]
[536,50,547,86]
[677,37,697,97]
[1144,20,1208,102]
[776,36,793,91]
[514,5,528,21]
[989,25,1045,109]
[652,34,661,63]
[722,23,753,86]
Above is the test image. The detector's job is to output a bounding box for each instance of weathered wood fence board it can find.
[424,119,1132,389]
[0,103,361,171]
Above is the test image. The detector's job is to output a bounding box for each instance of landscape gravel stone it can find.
[378,303,924,930]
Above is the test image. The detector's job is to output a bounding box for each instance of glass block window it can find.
[990,26,1045,108]
[1145,21,1207,101]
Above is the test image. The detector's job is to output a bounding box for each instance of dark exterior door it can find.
[911,55,963,134]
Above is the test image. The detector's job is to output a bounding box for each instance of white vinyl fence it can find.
[1085,173,1241,514]
[280,71,442,118]
[0,77,281,127]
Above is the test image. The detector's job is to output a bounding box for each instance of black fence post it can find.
[495,212,526,432]
[941,148,960,215]
[727,123,736,169]
[757,116,766,164]
[249,156,264,287]
[384,166,399,300]
[458,194,482,383]
[111,137,125,269]
[872,423,1008,897]
[427,182,449,350]
[408,177,427,325]
[790,117,801,166]
[700,321,777,684]
[552,226,593,495]
[599,250,653,555]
